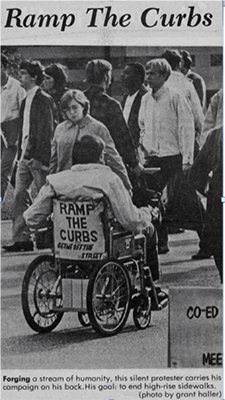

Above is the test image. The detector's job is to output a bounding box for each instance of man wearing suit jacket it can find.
[3,60,55,252]
[121,62,148,150]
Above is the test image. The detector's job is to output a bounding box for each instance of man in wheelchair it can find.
[24,134,167,306]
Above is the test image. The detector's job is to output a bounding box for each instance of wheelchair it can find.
[21,193,169,337]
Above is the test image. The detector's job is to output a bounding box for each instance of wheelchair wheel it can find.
[78,312,90,327]
[133,295,151,329]
[87,258,131,336]
[21,255,63,333]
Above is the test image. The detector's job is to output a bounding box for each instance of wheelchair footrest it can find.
[151,291,169,311]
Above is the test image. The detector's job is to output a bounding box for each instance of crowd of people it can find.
[1,49,223,283]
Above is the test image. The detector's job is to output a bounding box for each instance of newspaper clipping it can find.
[1,0,223,399]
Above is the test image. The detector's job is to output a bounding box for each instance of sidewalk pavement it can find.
[1,219,221,288]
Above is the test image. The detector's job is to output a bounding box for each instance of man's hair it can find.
[180,50,192,70]
[1,53,8,68]
[44,63,67,91]
[19,60,44,85]
[161,49,182,71]
[85,59,112,85]
[145,58,171,81]
[125,62,146,83]
[60,89,89,117]
[72,135,105,165]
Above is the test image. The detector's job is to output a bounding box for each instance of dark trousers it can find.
[144,154,183,249]
[143,154,182,192]
[12,158,48,242]
[146,229,159,281]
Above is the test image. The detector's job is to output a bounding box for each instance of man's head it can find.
[85,59,112,88]
[1,53,8,82]
[121,62,145,93]
[180,50,192,75]
[72,135,105,165]
[145,58,171,93]
[161,49,182,71]
[60,89,89,123]
[19,60,44,90]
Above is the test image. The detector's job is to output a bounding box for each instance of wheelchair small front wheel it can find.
[87,258,131,336]
[21,255,63,333]
[133,295,151,329]
[77,312,90,327]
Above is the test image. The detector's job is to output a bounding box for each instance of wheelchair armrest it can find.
[141,167,161,175]
[145,188,161,199]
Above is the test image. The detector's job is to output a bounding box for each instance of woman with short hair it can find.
[49,89,132,193]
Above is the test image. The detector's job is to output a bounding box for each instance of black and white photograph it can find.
[1,1,223,399]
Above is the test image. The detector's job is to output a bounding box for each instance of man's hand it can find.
[182,163,192,174]
[149,205,161,223]
[30,158,49,171]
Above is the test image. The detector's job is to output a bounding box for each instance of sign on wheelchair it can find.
[21,196,169,337]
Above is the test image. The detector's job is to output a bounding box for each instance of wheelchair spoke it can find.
[87,259,131,336]
[22,255,64,333]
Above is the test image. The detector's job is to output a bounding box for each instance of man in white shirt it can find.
[139,58,195,180]
[3,60,55,252]
[161,49,204,158]
[139,58,195,253]
[1,53,25,200]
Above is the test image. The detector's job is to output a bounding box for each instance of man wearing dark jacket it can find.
[84,59,141,187]
[3,60,55,252]
[121,62,148,206]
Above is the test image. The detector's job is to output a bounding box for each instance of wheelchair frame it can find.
[21,197,168,337]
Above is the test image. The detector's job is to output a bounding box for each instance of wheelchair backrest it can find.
[53,198,105,261]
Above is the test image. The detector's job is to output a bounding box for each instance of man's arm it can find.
[138,94,152,161]
[188,82,204,144]
[49,130,58,174]
[174,92,195,168]
[23,181,55,229]
[108,101,139,169]
[106,172,154,235]
[138,94,147,147]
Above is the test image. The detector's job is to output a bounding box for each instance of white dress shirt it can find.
[1,75,25,123]
[123,91,139,123]
[21,85,39,151]
[167,71,204,144]
[139,83,195,165]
